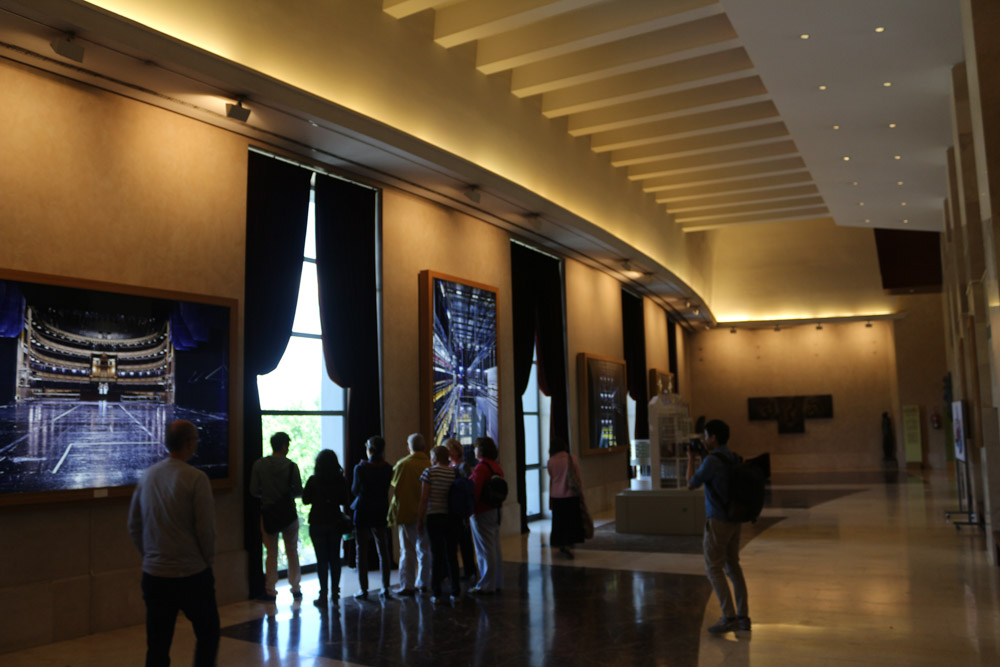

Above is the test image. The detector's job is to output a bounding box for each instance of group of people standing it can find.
[251,431,509,607]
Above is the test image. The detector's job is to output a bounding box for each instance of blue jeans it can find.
[141,568,220,667]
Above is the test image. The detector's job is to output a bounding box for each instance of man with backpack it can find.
[686,419,751,634]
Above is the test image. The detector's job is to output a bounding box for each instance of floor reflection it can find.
[221,562,711,666]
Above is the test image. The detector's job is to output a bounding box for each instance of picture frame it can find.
[577,352,629,457]
[0,268,237,507]
[648,368,674,399]
[418,270,500,449]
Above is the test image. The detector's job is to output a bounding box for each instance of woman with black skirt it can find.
[546,437,586,559]
[302,449,351,606]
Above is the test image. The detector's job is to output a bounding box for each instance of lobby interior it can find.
[2,1,1000,665]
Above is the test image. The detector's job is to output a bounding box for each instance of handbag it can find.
[262,464,298,534]
[566,453,594,539]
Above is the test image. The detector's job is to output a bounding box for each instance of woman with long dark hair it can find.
[547,437,585,559]
[302,449,351,606]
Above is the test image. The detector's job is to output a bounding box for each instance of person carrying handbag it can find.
[546,437,590,560]
[250,432,303,602]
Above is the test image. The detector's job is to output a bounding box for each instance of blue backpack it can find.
[448,469,476,517]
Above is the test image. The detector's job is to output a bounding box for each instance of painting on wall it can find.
[0,269,236,506]
[419,271,499,448]
[648,368,674,398]
[577,353,629,456]
[952,400,967,462]
[748,394,833,433]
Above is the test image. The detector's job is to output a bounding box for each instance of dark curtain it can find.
[243,152,312,598]
[667,313,678,395]
[621,289,648,439]
[313,175,382,485]
[511,243,570,533]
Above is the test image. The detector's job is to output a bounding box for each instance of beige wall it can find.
[689,321,899,471]
[644,297,671,387]
[0,59,249,651]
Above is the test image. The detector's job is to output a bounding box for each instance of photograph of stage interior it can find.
[1,1,1000,666]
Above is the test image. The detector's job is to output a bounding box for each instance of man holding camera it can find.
[686,419,751,634]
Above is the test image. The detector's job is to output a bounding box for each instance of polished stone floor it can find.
[4,470,1000,666]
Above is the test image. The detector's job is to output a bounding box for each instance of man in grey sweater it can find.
[128,419,218,667]
[250,431,303,601]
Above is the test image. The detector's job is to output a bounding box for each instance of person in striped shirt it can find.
[418,446,463,603]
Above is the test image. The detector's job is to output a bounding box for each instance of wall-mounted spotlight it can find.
[774,325,781,332]
[620,260,644,281]
[815,323,823,330]
[226,99,251,122]
[730,327,737,334]
[464,186,481,203]
[692,307,700,315]
[50,34,85,63]
[865,320,873,328]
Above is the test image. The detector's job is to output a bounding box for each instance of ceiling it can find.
[382,0,963,233]
[0,0,964,326]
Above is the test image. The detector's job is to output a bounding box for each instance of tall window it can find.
[523,347,550,521]
[257,177,347,568]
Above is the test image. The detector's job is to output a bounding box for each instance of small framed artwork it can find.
[577,353,629,456]
[419,271,500,448]
[648,368,674,398]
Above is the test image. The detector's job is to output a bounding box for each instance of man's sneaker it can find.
[735,616,752,632]
[707,617,738,634]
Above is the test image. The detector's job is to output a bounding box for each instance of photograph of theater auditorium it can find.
[0,279,230,495]
[431,277,498,447]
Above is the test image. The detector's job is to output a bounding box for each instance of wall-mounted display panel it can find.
[0,269,236,506]
[419,271,499,448]
[648,368,674,398]
[577,353,629,457]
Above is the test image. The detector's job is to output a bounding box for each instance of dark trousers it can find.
[310,524,342,598]
[141,568,220,667]
[427,513,462,596]
[356,524,392,592]
[458,518,476,578]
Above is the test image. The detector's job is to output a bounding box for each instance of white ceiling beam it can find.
[475,0,720,74]
[673,195,827,222]
[590,101,779,152]
[639,157,808,192]
[511,13,737,97]
[383,0,454,19]
[627,140,799,180]
[542,48,753,118]
[667,184,820,211]
[654,171,814,201]
[610,122,789,167]
[434,0,605,48]
[568,77,768,136]
[679,209,831,232]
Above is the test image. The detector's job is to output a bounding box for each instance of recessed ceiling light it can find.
[889,123,897,128]
[800,33,810,39]
[903,219,909,223]
[819,85,828,91]
[875,27,886,33]
[864,219,871,223]
[897,181,904,185]
[901,202,907,206]
[859,202,865,206]
[883,81,892,87]
[894,155,901,160]
[832,124,840,130]
[852,180,859,186]
[843,156,851,161]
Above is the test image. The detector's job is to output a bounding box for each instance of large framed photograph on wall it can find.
[419,271,499,449]
[577,352,629,457]
[0,269,237,506]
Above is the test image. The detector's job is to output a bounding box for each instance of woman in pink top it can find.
[546,437,585,559]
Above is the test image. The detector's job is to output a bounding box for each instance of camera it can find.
[685,439,707,457]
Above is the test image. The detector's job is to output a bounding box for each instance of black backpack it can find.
[710,451,767,523]
[479,461,508,508]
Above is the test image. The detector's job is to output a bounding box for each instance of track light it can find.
[464,186,481,203]
[730,327,737,334]
[865,320,873,328]
[226,99,251,122]
[816,323,823,330]
[50,34,84,63]
[774,325,781,332]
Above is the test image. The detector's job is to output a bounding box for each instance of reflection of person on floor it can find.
[447,438,477,581]
[686,419,751,635]
[351,435,394,599]
[250,431,303,601]
[547,437,586,560]
[389,433,432,596]
[127,419,219,667]
[302,449,351,607]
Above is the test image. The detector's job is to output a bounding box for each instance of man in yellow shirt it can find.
[389,433,431,595]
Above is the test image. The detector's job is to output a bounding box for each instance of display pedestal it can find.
[615,489,705,536]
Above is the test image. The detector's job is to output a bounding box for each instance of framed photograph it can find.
[577,353,629,456]
[0,269,236,506]
[952,400,967,462]
[648,368,674,398]
[419,271,499,449]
